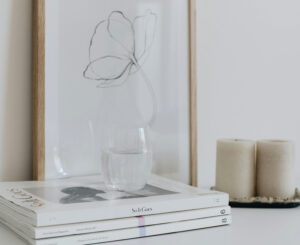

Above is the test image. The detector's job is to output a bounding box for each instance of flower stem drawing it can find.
[134,64,158,125]
[83,10,158,125]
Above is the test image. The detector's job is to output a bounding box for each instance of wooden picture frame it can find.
[33,0,198,186]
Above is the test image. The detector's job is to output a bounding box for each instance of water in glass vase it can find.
[101,149,152,192]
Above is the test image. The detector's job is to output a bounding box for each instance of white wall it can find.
[0,0,32,181]
[197,0,300,187]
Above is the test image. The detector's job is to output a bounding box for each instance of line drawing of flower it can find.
[83,10,158,125]
[83,10,157,87]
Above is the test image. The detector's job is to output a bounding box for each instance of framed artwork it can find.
[33,0,198,185]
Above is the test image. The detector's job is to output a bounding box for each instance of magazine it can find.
[2,215,232,245]
[0,174,228,226]
[0,203,230,239]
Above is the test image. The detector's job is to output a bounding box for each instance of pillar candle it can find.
[256,140,295,198]
[215,139,256,198]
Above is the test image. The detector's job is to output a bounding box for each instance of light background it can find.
[197,0,300,187]
[1,0,300,186]
[0,0,32,181]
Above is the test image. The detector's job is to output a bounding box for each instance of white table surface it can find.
[1,207,299,245]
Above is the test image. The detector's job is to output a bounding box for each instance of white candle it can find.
[256,140,295,198]
[215,139,256,198]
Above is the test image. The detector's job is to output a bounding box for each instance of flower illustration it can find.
[83,10,157,88]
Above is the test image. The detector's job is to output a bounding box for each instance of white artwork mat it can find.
[44,0,190,182]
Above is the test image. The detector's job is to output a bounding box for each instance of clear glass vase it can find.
[101,124,153,192]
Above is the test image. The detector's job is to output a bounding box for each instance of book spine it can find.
[35,215,232,245]
[37,193,229,226]
[33,206,231,239]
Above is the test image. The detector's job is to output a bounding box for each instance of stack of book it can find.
[0,174,231,244]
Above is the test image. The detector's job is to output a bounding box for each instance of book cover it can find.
[0,174,228,226]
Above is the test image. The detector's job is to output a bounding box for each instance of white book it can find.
[2,215,232,245]
[0,174,228,226]
[0,202,230,239]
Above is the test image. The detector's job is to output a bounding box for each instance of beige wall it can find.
[197,0,300,186]
[0,0,32,181]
